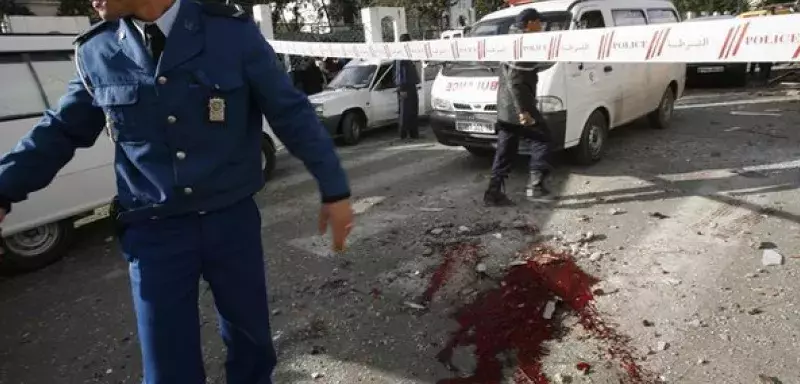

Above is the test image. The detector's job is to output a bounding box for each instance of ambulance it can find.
[430,0,686,164]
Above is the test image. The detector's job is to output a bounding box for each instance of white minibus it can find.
[430,0,686,164]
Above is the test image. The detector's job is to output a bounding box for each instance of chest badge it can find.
[208,96,226,123]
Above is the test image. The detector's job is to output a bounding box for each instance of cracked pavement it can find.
[1,85,799,384]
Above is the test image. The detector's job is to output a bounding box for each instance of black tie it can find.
[144,24,166,61]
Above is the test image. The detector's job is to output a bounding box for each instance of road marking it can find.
[729,111,781,116]
[260,151,466,228]
[675,95,800,110]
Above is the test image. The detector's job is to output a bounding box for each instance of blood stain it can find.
[422,243,481,304]
[431,244,656,384]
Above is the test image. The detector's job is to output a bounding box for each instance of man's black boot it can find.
[484,178,514,207]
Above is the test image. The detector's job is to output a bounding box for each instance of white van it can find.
[0,32,280,272]
[430,0,686,164]
[309,58,437,145]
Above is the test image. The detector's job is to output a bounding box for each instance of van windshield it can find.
[441,11,571,77]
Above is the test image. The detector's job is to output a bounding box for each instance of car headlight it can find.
[313,104,324,116]
[537,96,564,113]
[432,97,454,111]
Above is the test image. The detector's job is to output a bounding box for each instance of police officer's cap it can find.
[515,8,541,28]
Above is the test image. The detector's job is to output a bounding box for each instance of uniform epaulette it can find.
[73,20,111,45]
[198,1,250,20]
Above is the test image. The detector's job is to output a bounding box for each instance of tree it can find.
[0,0,33,18]
[673,0,750,14]
[57,0,95,18]
[473,0,505,19]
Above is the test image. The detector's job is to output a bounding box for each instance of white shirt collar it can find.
[132,0,181,39]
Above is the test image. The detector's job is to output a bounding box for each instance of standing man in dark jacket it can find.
[395,33,421,139]
[484,8,553,206]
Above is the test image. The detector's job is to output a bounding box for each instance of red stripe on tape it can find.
[731,22,750,57]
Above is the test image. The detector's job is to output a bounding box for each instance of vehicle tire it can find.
[261,134,277,181]
[568,109,608,166]
[1,220,74,273]
[648,86,676,130]
[465,146,494,158]
[340,112,364,146]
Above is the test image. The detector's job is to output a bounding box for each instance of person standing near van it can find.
[395,33,421,139]
[483,8,553,206]
[0,0,354,383]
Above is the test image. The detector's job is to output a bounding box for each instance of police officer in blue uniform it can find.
[0,0,354,382]
[395,33,421,139]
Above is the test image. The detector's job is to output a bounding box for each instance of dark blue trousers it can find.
[490,116,553,182]
[120,197,276,384]
[398,89,419,139]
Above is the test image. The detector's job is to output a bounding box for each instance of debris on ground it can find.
[432,243,657,383]
[762,249,784,266]
[758,241,778,250]
[430,228,445,236]
[311,372,323,379]
[420,207,445,212]
[642,320,655,327]
[648,212,670,219]
[404,301,426,310]
[553,373,572,383]
[609,208,627,215]
[543,300,557,319]
[758,374,784,384]
[576,362,591,374]
[657,341,669,351]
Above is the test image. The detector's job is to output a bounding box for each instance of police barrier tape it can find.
[269,14,800,63]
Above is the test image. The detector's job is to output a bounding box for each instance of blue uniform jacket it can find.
[394,59,420,93]
[0,1,350,222]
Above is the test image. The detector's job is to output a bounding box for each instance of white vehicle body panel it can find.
[430,0,686,150]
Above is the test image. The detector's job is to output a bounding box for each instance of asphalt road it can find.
[1,85,799,384]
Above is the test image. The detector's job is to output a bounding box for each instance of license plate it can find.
[697,66,724,74]
[456,121,495,134]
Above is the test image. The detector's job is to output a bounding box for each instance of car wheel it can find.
[1,220,74,273]
[261,134,277,181]
[341,112,364,146]
[465,146,494,158]
[569,109,608,165]
[648,86,675,129]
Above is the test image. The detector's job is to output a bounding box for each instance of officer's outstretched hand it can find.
[318,200,354,253]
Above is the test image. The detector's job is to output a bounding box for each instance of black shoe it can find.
[484,178,514,207]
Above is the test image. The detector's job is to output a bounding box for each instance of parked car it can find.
[309,58,437,145]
